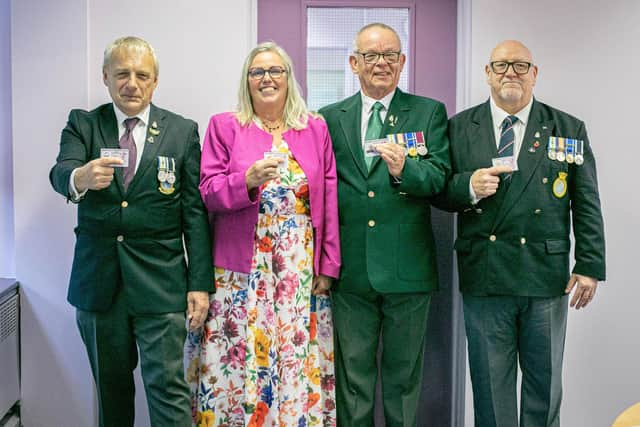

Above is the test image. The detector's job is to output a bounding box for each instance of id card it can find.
[363,138,386,157]
[100,148,129,167]
[264,151,288,171]
[492,155,518,171]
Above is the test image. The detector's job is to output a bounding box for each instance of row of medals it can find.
[388,132,428,157]
[547,137,584,165]
[157,156,176,195]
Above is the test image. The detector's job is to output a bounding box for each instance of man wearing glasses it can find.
[436,40,605,426]
[319,23,450,426]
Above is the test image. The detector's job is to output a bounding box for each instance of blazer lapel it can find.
[370,89,410,171]
[98,104,125,194]
[493,100,553,228]
[338,94,368,178]
[127,104,165,193]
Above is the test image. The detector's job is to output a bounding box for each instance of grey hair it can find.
[103,36,159,76]
[351,23,403,55]
[236,41,310,130]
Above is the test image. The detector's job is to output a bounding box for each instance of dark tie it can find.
[498,115,518,184]
[119,117,139,190]
[364,101,384,170]
[498,115,518,157]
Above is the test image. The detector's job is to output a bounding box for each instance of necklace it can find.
[260,118,283,133]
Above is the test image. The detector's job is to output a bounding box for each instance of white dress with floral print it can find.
[186,139,336,427]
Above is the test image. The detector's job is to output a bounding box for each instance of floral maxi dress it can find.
[186,139,336,427]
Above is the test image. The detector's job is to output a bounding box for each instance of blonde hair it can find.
[103,36,159,76]
[236,42,310,130]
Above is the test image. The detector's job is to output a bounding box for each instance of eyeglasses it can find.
[490,61,533,75]
[247,66,287,80]
[355,51,402,64]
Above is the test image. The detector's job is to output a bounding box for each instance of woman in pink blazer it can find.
[187,42,340,426]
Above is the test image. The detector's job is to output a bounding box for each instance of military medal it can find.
[566,138,575,164]
[552,172,568,198]
[556,137,566,162]
[574,140,585,165]
[548,137,557,160]
[416,131,428,156]
[405,132,418,157]
[157,156,176,195]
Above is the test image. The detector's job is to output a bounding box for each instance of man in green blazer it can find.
[319,23,450,427]
[436,40,605,426]
[50,36,213,427]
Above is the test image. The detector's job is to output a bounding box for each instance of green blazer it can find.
[50,103,213,313]
[437,99,605,296]
[319,89,450,294]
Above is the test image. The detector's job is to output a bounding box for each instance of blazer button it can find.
[542,177,549,184]
[489,235,496,242]
[520,237,527,245]
[116,235,124,242]
[368,220,376,227]
[368,191,375,198]
[475,208,483,214]
[534,208,542,215]
[121,201,128,208]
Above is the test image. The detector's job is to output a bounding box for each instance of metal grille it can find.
[0,295,18,342]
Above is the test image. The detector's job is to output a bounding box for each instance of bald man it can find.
[435,40,605,426]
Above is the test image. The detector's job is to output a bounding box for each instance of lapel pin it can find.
[152,121,158,129]
[388,114,397,127]
[149,128,160,136]
[534,131,540,138]
[528,141,541,154]
[147,136,154,143]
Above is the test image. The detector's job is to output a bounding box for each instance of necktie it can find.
[364,102,384,170]
[120,117,139,190]
[498,115,518,157]
[497,115,518,184]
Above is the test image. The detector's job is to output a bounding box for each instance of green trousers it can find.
[463,294,568,427]
[76,290,190,427]
[332,290,431,427]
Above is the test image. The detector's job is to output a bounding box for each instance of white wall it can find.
[0,0,14,278]
[461,0,640,425]
[11,1,256,425]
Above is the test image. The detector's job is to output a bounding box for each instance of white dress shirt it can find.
[469,97,533,203]
[359,90,395,147]
[69,104,151,199]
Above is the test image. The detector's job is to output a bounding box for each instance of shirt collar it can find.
[489,96,533,130]
[113,104,151,128]
[360,89,395,114]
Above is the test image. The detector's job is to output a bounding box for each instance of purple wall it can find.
[257,0,456,114]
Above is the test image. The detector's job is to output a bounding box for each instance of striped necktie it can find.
[498,115,518,184]
[498,115,518,157]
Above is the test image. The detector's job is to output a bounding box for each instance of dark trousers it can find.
[76,290,190,427]
[332,290,431,427]
[464,294,568,427]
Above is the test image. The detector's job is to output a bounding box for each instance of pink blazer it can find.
[199,112,341,278]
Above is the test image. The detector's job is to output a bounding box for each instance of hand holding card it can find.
[100,148,129,167]
[491,155,518,171]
